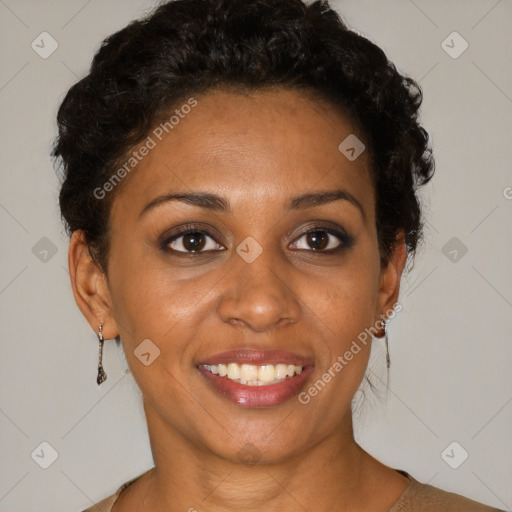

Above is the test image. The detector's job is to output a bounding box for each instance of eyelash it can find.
[159,223,354,256]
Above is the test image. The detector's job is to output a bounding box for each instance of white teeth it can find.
[258,364,275,382]
[240,364,258,381]
[275,364,288,379]
[227,363,240,379]
[202,362,305,385]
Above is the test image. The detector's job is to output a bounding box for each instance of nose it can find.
[216,247,302,333]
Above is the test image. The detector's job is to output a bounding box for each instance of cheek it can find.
[107,244,222,370]
[308,255,380,342]
[311,279,376,392]
[108,261,200,340]
[106,260,208,409]
[299,252,381,404]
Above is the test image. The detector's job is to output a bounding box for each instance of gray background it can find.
[0,0,511,510]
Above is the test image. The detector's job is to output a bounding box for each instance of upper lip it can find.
[198,349,314,367]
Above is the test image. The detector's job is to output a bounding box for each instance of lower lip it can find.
[198,366,313,407]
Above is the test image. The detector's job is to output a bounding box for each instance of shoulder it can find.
[79,467,154,512]
[81,492,119,512]
[390,473,506,512]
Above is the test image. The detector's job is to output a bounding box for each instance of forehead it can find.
[110,87,374,221]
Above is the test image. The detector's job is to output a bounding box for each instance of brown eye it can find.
[165,230,223,253]
[181,232,206,251]
[305,231,330,250]
[291,228,347,252]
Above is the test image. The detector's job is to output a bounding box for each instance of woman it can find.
[53,0,504,510]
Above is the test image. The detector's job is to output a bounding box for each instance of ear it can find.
[68,230,119,339]
[374,230,407,333]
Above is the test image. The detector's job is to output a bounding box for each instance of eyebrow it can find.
[138,188,366,221]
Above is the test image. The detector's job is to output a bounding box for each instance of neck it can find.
[136,401,395,512]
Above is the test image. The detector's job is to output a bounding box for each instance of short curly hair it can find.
[52,0,434,273]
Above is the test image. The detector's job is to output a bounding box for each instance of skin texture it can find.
[69,87,409,511]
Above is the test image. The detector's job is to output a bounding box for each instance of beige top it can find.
[82,468,505,511]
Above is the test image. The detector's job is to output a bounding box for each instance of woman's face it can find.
[75,87,405,464]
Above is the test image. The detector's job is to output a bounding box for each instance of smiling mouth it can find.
[199,363,304,386]
[197,349,313,407]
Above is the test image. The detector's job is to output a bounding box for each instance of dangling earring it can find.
[96,324,107,385]
[378,316,391,369]
[384,323,390,370]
